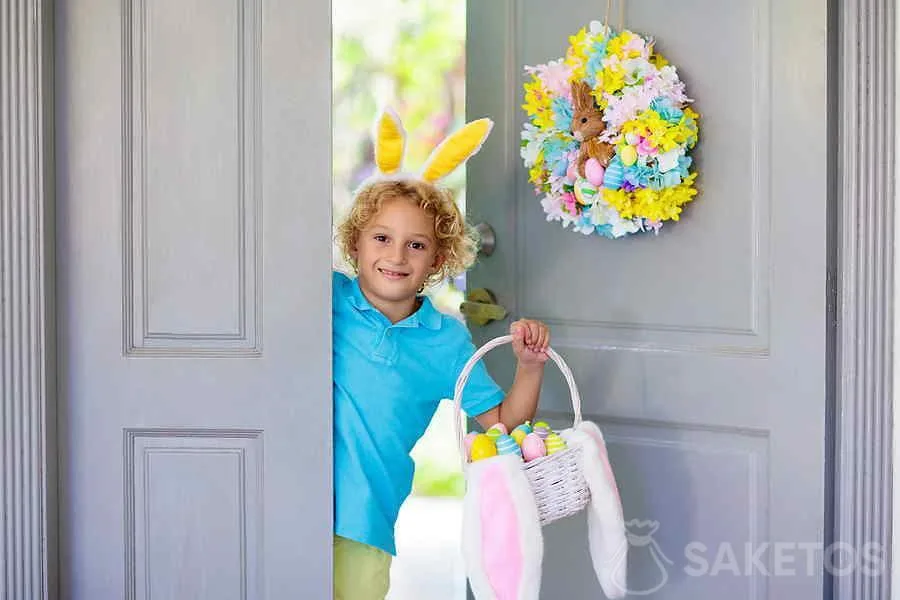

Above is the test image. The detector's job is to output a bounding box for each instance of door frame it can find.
[0,0,892,598]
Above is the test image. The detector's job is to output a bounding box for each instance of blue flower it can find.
[624,162,653,189]
[552,97,573,131]
[595,223,615,238]
[585,40,608,87]
[542,136,576,177]
[650,97,683,124]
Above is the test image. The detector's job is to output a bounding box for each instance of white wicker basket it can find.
[453,335,591,526]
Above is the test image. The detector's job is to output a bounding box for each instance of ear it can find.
[420,118,493,183]
[571,81,589,110]
[373,107,406,175]
[431,253,445,272]
[462,455,543,600]
[570,422,628,599]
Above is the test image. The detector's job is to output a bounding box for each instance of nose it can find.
[389,243,407,264]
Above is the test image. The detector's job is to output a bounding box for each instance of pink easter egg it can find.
[464,432,478,459]
[584,159,605,186]
[521,433,547,462]
[566,162,578,182]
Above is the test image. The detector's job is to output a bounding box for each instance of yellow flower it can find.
[602,173,699,222]
[565,28,592,81]
[591,86,608,109]
[601,67,625,95]
[650,52,669,69]
[522,76,555,129]
[528,152,546,186]
[606,31,642,60]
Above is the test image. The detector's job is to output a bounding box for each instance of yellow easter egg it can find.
[511,428,528,446]
[470,434,498,462]
[545,432,567,455]
[620,145,638,166]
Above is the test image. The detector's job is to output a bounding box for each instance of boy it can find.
[332,110,551,599]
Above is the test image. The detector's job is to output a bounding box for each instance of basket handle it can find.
[453,335,583,467]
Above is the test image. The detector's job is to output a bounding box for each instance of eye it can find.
[581,117,588,124]
[373,234,388,243]
[409,241,427,251]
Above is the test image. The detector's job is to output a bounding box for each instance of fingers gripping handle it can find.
[453,335,584,467]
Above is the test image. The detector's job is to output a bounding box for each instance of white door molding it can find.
[836,0,895,597]
[0,1,57,599]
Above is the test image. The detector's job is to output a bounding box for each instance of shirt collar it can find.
[347,276,443,331]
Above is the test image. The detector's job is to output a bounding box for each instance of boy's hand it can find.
[510,319,550,368]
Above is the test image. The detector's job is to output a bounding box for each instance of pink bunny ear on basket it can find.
[462,454,543,600]
[566,421,628,599]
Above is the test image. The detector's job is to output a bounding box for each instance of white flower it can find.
[540,195,565,222]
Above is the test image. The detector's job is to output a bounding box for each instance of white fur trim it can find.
[372,106,407,175]
[571,422,628,598]
[462,454,543,600]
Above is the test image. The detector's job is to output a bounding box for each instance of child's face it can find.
[351,196,443,311]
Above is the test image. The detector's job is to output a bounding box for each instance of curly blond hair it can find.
[336,179,479,286]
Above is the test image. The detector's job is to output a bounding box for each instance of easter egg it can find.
[464,432,478,459]
[584,158,606,186]
[516,422,533,434]
[620,145,638,166]
[573,178,598,205]
[545,432,567,455]
[488,422,508,435]
[470,434,498,462]
[496,434,523,458]
[511,428,528,446]
[486,423,507,441]
[603,159,625,190]
[532,421,551,439]
[521,433,547,462]
[566,161,578,183]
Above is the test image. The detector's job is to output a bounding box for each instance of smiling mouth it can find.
[378,267,409,280]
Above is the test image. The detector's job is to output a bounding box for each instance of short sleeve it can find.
[453,336,505,418]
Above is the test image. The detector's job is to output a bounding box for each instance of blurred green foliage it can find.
[333,0,467,498]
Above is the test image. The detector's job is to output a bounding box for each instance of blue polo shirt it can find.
[332,271,504,555]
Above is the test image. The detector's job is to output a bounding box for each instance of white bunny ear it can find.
[462,455,543,600]
[571,422,628,599]
[373,106,407,175]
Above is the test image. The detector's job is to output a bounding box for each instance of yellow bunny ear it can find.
[373,107,407,175]
[420,118,494,183]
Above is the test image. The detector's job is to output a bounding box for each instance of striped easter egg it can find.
[545,432,567,455]
[602,157,625,190]
[533,425,551,440]
[495,434,523,458]
[511,425,531,446]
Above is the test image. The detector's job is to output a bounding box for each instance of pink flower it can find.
[525,60,573,98]
[636,137,656,156]
[561,192,578,215]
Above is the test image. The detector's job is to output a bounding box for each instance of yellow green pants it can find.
[333,535,392,600]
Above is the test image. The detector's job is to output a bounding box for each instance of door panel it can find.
[56,1,332,598]
[467,0,826,597]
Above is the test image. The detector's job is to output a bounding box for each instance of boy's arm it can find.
[475,319,550,432]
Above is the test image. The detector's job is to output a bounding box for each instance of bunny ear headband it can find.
[371,106,494,184]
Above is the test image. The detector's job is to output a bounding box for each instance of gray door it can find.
[467,0,826,598]
[55,1,332,598]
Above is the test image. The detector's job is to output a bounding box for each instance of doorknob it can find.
[474,222,495,256]
[459,288,507,326]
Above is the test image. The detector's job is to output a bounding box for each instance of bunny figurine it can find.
[570,80,616,180]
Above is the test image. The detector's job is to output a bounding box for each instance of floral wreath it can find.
[521,21,700,238]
